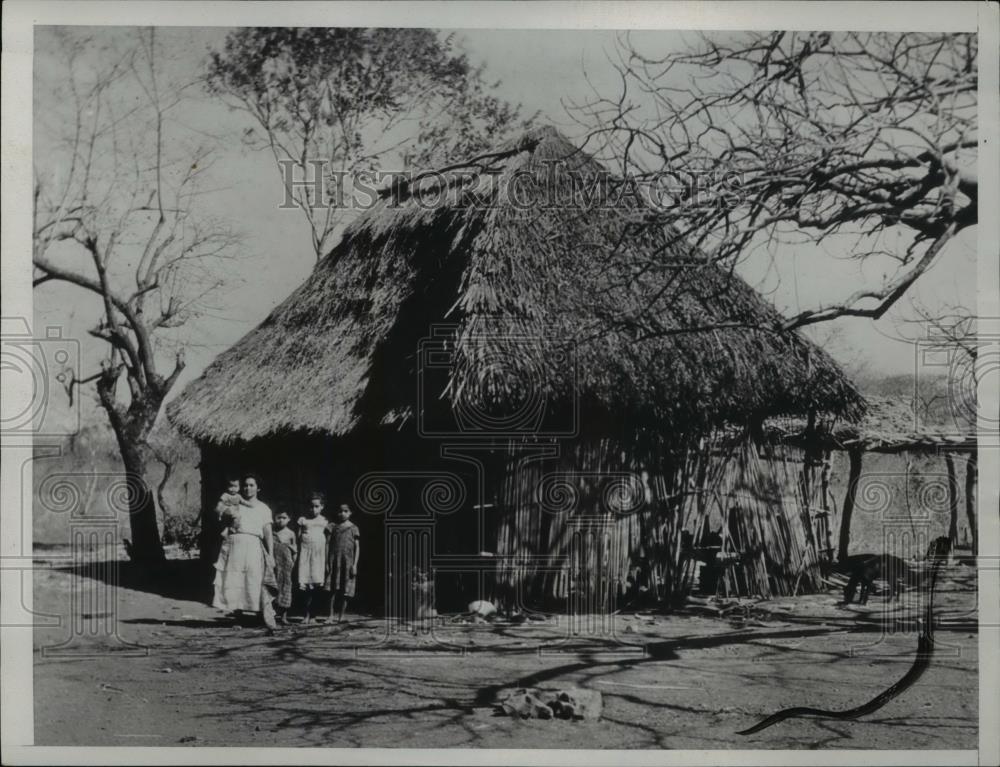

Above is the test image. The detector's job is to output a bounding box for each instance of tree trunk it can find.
[197,454,219,566]
[117,439,166,564]
[97,371,165,564]
[965,453,977,555]
[838,448,863,562]
[945,453,959,546]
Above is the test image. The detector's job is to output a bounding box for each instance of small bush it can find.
[162,512,201,556]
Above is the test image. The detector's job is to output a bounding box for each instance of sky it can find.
[30,26,978,428]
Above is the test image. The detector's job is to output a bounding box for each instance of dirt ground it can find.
[31,553,979,750]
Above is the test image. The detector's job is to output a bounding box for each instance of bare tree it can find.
[33,29,240,563]
[206,28,529,261]
[569,32,977,334]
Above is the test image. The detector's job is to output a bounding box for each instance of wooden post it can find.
[945,453,959,546]
[819,450,834,560]
[799,411,820,552]
[820,451,831,511]
[837,447,863,562]
[694,437,709,520]
[800,410,817,508]
[965,452,978,556]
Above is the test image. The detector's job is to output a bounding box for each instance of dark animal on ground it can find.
[837,538,947,605]
[737,536,951,735]
[839,552,915,605]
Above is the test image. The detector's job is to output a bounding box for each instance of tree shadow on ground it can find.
[203,622,912,748]
[470,624,867,706]
[52,558,215,604]
[104,608,975,749]
[122,616,232,629]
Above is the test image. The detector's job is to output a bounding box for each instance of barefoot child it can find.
[271,511,296,624]
[326,504,361,623]
[297,492,328,623]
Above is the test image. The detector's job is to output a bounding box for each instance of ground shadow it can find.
[52,558,214,604]
[52,558,351,618]
[121,616,233,629]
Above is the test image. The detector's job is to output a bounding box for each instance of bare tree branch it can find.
[782,222,957,329]
[568,32,977,334]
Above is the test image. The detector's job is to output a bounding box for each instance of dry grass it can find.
[168,126,863,445]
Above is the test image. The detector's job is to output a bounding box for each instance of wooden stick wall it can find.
[492,435,827,612]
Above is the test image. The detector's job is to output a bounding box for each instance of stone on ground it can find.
[495,686,602,720]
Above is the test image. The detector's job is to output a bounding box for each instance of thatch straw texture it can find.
[168,126,863,445]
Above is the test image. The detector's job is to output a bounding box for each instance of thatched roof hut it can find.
[168,126,865,613]
[169,126,862,445]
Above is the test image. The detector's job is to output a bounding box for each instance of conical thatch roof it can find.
[168,126,864,445]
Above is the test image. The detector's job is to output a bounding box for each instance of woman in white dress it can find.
[212,474,277,629]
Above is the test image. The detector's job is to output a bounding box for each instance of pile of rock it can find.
[495,686,602,721]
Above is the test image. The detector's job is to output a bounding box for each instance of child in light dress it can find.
[297,492,328,623]
[271,510,297,625]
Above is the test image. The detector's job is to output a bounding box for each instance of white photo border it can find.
[3,2,997,765]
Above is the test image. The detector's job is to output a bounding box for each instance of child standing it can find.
[326,504,361,623]
[297,492,328,623]
[271,511,296,624]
